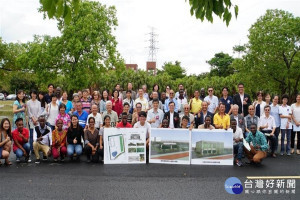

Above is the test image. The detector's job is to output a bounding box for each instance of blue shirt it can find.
[59,100,73,114]
[219,96,233,114]
[73,110,88,128]
[270,104,280,128]
[164,98,178,112]
[246,131,269,151]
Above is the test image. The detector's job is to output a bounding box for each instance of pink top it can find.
[55,113,71,131]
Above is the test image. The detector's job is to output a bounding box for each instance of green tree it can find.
[39,0,80,24]
[56,1,124,91]
[39,0,238,26]
[21,1,124,91]
[236,9,300,101]
[159,61,186,79]
[188,0,238,26]
[207,52,234,77]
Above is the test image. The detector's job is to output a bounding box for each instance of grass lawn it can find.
[0,100,14,122]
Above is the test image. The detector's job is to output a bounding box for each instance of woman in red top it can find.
[111,89,123,116]
[12,118,31,163]
[52,119,67,162]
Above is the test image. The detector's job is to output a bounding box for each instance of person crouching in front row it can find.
[33,115,52,164]
[84,117,101,163]
[67,115,84,161]
[244,123,269,164]
[52,119,67,162]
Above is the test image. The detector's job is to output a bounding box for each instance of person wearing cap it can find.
[134,111,151,147]
[116,112,133,128]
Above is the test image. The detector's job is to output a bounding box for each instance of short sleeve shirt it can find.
[12,128,29,152]
[213,113,230,129]
[204,95,219,113]
[279,105,292,129]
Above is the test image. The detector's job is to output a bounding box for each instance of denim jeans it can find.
[274,127,280,153]
[281,129,291,153]
[14,143,30,158]
[67,144,83,156]
[28,124,34,152]
[233,142,243,161]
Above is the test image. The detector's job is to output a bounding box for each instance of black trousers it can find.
[84,146,103,163]
[291,131,300,149]
[261,130,277,153]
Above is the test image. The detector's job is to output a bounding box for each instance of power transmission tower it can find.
[147,27,158,61]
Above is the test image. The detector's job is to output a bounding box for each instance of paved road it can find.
[0,153,299,200]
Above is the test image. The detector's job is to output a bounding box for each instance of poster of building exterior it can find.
[150,128,190,165]
[191,129,233,165]
[104,128,146,164]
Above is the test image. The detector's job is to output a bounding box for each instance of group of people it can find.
[1,82,300,167]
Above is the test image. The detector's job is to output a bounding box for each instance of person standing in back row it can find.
[204,87,218,114]
[233,83,252,116]
[279,94,292,156]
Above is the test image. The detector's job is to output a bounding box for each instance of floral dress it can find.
[13,100,26,129]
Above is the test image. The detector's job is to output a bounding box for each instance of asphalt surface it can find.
[0,153,300,200]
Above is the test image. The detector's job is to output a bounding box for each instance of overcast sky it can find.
[1,0,299,75]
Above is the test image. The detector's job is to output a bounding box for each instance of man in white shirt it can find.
[147,99,164,128]
[134,111,151,147]
[176,89,188,113]
[204,87,219,114]
[259,105,277,157]
[230,119,243,167]
[279,94,292,155]
[87,105,102,129]
[33,116,52,164]
[134,88,149,111]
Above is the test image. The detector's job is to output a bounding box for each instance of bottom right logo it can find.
[225,177,244,194]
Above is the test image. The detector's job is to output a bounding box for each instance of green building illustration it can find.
[195,140,224,157]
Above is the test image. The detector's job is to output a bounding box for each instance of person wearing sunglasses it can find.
[204,87,218,114]
[164,90,178,113]
[180,104,194,128]
[258,105,277,158]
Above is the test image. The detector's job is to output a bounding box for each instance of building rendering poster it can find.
[104,128,146,164]
[191,129,233,165]
[150,128,191,165]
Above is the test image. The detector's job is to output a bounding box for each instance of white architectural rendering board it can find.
[104,128,146,164]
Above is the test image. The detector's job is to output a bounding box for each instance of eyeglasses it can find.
[184,108,189,110]
[208,90,213,92]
